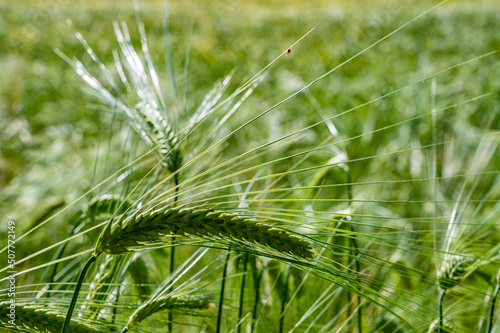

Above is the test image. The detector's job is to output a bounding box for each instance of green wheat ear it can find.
[437,255,475,291]
[123,295,212,332]
[93,206,313,259]
[0,302,102,333]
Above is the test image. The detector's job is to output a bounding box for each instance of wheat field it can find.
[1,0,499,332]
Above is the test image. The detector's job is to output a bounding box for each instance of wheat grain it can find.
[0,302,101,333]
[94,206,313,258]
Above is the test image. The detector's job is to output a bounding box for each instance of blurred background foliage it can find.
[2,0,499,224]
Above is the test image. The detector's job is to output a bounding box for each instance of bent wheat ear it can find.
[0,302,101,333]
[124,295,212,331]
[94,207,313,258]
[437,255,474,291]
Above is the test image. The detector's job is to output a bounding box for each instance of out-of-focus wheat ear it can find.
[436,255,474,333]
[0,302,102,333]
[87,194,132,218]
[437,255,474,291]
[279,265,291,333]
[121,295,212,333]
[427,318,455,333]
[128,254,153,301]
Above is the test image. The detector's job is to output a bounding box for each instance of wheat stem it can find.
[237,252,249,333]
[62,254,97,333]
[486,284,500,333]
[168,175,180,332]
[216,250,231,333]
[437,290,446,333]
[279,265,291,333]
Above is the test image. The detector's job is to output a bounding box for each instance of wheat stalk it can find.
[0,302,101,333]
[122,295,212,332]
[94,206,313,259]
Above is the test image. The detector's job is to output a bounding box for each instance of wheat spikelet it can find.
[0,302,101,333]
[437,255,474,291]
[94,206,313,258]
[124,295,212,331]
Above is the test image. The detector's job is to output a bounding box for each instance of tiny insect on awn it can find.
[286,49,291,55]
